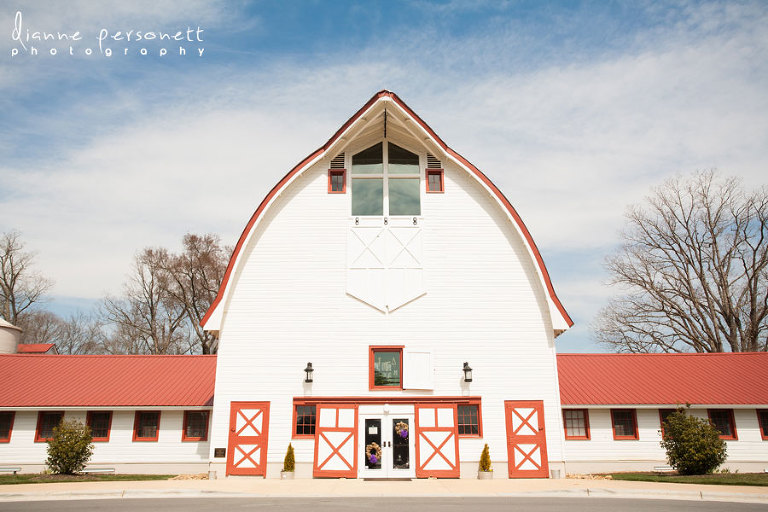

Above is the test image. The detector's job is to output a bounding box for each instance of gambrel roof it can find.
[201,90,573,334]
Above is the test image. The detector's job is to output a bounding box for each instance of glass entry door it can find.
[359,413,415,478]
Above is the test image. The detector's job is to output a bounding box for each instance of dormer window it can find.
[351,142,421,216]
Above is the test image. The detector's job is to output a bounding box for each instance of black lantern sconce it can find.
[304,362,314,383]
[463,362,473,383]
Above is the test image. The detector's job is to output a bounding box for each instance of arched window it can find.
[351,142,421,216]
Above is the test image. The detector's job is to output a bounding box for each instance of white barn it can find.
[202,90,572,479]
[1,91,766,478]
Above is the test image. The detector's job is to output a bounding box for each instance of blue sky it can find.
[2,1,767,352]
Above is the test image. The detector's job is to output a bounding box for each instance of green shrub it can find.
[660,407,727,475]
[478,443,492,472]
[46,420,94,474]
[283,443,295,472]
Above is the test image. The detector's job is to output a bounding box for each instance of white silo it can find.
[0,318,22,354]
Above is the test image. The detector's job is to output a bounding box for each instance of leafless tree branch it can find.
[595,171,768,353]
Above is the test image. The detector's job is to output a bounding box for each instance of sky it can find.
[1,1,767,352]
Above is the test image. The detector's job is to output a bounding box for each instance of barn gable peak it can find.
[201,91,572,335]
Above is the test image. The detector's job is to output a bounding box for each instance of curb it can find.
[1,487,768,504]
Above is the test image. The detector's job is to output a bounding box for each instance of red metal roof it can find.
[558,353,768,406]
[17,343,56,354]
[0,355,216,407]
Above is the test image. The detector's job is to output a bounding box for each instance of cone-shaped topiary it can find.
[46,420,94,474]
[479,443,492,472]
[283,443,295,472]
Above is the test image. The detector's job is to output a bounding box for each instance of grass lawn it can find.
[0,474,174,485]
[610,472,768,487]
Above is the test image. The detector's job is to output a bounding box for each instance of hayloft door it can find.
[504,400,549,478]
[226,401,270,476]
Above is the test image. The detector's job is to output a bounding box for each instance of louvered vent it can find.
[330,153,345,169]
[427,154,442,169]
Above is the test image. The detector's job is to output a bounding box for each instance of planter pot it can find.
[280,471,295,480]
[477,470,493,480]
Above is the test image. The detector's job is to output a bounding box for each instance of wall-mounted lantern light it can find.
[304,362,314,383]
[463,362,473,383]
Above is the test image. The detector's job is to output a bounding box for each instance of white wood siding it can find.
[209,155,565,477]
[563,407,768,472]
[0,409,210,469]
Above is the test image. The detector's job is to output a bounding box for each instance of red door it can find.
[313,404,358,478]
[504,400,549,478]
[227,401,270,476]
[415,404,460,478]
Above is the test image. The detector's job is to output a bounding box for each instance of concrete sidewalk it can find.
[1,477,768,504]
[0,477,768,504]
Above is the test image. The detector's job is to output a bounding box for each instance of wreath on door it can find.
[395,421,409,439]
[365,442,382,464]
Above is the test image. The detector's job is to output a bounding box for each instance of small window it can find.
[87,411,112,442]
[0,412,14,443]
[457,403,482,436]
[294,405,316,437]
[369,346,403,390]
[758,410,768,440]
[611,409,638,440]
[658,408,676,437]
[426,169,444,193]
[708,409,737,440]
[563,409,590,440]
[35,411,64,442]
[133,411,161,441]
[328,170,346,193]
[182,411,209,441]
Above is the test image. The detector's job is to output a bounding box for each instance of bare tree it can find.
[0,231,53,325]
[17,310,106,354]
[595,171,768,353]
[16,310,61,344]
[163,234,228,354]
[102,249,191,354]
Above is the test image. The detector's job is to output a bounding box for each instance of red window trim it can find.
[292,401,317,439]
[35,411,64,443]
[182,410,209,442]
[610,409,638,440]
[563,409,591,440]
[132,411,161,442]
[369,345,404,391]
[86,411,113,442]
[457,398,483,437]
[658,408,676,437]
[426,169,444,193]
[292,396,482,435]
[328,169,347,193]
[758,410,768,441]
[707,409,738,440]
[0,411,15,443]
